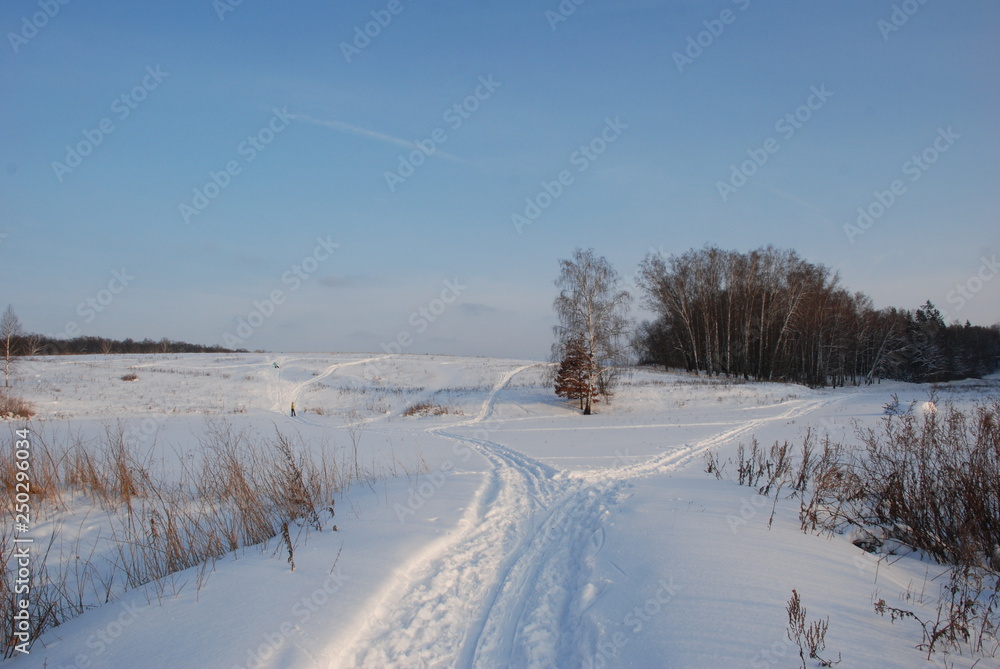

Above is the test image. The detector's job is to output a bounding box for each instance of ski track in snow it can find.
[335,365,846,668]
[267,355,391,416]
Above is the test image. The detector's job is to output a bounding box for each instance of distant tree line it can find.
[8,332,243,357]
[633,245,1000,386]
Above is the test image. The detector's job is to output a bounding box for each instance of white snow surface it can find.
[4,353,998,668]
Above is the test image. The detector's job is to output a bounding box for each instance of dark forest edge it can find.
[8,334,245,356]
[633,245,999,386]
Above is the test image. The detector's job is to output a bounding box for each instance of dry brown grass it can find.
[1,419,356,654]
[0,390,34,419]
[403,401,453,417]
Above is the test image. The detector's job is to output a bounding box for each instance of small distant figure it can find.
[290,402,296,417]
[273,362,280,369]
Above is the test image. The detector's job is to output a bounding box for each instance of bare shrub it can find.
[787,589,840,668]
[703,449,725,479]
[735,437,792,495]
[761,440,792,497]
[882,392,914,416]
[736,438,767,488]
[802,399,1000,660]
[875,565,1000,659]
[821,400,1000,566]
[797,436,851,534]
[706,400,999,662]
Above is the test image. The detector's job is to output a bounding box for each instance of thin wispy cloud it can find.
[754,181,833,222]
[289,113,469,164]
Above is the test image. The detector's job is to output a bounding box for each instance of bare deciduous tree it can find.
[552,248,632,414]
[23,333,43,357]
[2,305,24,388]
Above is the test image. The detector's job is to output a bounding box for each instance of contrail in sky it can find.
[289,113,469,164]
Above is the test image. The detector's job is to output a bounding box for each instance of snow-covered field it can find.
[4,353,998,668]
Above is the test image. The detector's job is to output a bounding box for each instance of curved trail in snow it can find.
[334,364,846,668]
[266,355,391,415]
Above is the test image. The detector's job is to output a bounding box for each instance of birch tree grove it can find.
[636,246,1000,386]
[552,248,632,414]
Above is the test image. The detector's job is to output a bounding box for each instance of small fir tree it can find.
[555,336,596,413]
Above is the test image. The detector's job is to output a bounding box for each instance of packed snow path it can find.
[266,354,391,416]
[333,365,842,668]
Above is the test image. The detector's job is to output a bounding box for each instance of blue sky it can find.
[2,0,998,359]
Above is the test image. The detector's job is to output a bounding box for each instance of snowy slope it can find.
[3,354,997,668]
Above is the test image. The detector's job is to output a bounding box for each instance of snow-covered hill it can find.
[4,353,997,668]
